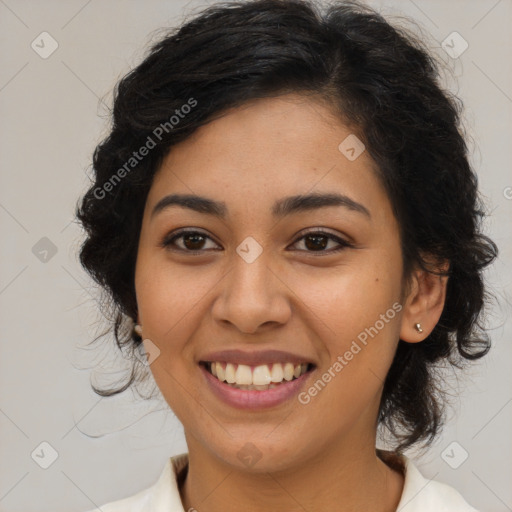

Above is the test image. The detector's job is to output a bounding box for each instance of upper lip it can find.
[199,349,316,367]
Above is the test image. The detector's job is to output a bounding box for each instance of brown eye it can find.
[160,229,353,255]
[303,233,329,251]
[181,233,207,250]
[292,230,353,254]
[161,230,220,252]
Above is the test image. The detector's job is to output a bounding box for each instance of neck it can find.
[180,433,404,512]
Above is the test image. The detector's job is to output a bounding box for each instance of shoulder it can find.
[397,457,479,512]
[82,453,188,512]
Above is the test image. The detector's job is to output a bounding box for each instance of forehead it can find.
[146,94,391,222]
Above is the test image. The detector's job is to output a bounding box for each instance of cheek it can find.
[135,264,201,407]
[291,261,402,403]
[292,258,402,342]
[135,255,212,344]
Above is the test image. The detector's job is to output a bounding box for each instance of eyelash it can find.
[160,228,354,255]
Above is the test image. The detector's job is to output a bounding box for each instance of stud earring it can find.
[134,324,142,336]
[414,323,423,333]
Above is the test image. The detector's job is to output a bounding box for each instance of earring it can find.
[414,323,423,333]
[134,324,142,336]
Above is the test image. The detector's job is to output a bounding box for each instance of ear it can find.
[399,258,450,343]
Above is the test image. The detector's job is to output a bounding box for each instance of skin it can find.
[134,93,448,512]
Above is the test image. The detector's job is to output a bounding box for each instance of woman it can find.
[76,0,498,510]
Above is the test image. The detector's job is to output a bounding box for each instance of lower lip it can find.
[200,364,314,410]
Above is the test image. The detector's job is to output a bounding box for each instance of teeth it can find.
[235,364,253,385]
[215,362,225,382]
[207,361,310,387]
[253,365,272,386]
[225,363,236,383]
[270,363,284,383]
[283,363,295,381]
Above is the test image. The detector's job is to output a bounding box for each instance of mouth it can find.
[199,361,315,391]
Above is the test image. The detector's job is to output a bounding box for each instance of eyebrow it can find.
[151,192,371,220]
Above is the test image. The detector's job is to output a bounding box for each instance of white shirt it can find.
[85,452,479,511]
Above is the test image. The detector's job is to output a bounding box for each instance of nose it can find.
[211,251,292,334]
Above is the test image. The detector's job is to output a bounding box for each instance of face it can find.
[134,94,407,472]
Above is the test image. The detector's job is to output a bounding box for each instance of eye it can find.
[160,229,220,253]
[160,228,353,254]
[290,229,354,254]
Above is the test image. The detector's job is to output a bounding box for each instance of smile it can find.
[201,361,313,390]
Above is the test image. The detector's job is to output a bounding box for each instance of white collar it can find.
[396,457,478,511]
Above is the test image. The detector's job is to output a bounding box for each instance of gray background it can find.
[0,0,510,511]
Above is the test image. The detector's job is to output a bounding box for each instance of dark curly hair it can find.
[75,0,498,452]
